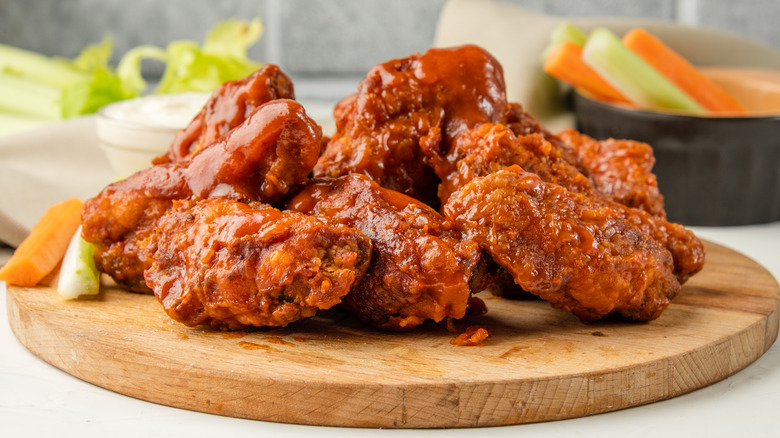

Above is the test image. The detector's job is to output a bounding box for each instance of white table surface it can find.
[1,222,778,437]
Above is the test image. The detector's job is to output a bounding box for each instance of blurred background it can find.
[2,0,779,103]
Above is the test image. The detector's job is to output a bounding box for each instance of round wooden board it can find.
[5,240,780,428]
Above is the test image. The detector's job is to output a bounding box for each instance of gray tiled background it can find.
[2,0,778,99]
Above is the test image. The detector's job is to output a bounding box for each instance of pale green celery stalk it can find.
[0,43,88,89]
[551,21,588,47]
[57,226,100,300]
[203,18,264,58]
[541,21,589,62]
[582,27,704,113]
[61,66,134,118]
[0,113,50,137]
[60,38,138,117]
[116,45,168,95]
[114,18,264,97]
[0,72,62,120]
[154,18,263,94]
[71,37,113,73]
[0,38,133,122]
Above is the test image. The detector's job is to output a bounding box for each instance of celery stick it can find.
[57,226,100,300]
[0,113,50,137]
[0,43,88,89]
[116,45,167,95]
[203,18,264,58]
[551,21,588,47]
[542,21,589,62]
[0,73,62,120]
[582,27,704,113]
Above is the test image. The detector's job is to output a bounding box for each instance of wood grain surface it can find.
[6,240,779,428]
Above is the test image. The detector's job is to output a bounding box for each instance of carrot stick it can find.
[0,197,83,286]
[544,41,632,104]
[622,28,746,114]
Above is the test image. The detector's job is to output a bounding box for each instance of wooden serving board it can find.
[6,240,780,428]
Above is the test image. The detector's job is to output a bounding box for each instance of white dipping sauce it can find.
[96,92,211,177]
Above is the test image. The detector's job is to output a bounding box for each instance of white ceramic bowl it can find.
[96,92,211,177]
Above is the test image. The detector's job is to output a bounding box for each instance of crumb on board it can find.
[450,325,489,346]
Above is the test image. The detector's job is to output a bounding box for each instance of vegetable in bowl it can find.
[543,22,748,115]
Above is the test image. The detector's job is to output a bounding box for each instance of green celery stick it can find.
[0,113,50,137]
[0,72,62,120]
[0,43,88,89]
[57,226,100,300]
[541,21,589,62]
[582,27,704,113]
[551,21,588,47]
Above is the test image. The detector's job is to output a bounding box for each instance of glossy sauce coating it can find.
[81,50,706,331]
[81,165,189,293]
[444,166,680,322]
[557,129,666,218]
[314,45,512,205]
[157,64,295,164]
[424,122,595,205]
[288,174,481,331]
[82,99,321,293]
[143,198,372,329]
[418,109,702,288]
[184,99,321,203]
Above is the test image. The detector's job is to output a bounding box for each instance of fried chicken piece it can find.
[423,123,596,205]
[427,98,664,217]
[287,174,482,331]
[503,103,600,177]
[443,165,681,322]
[503,102,546,137]
[629,210,705,284]
[155,64,296,164]
[183,99,321,203]
[557,129,666,217]
[82,99,321,292]
[314,45,513,205]
[423,122,703,286]
[81,165,190,292]
[143,197,371,329]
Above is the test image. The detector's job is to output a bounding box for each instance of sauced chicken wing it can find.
[82,99,321,292]
[182,99,321,203]
[424,123,595,205]
[81,165,189,293]
[423,122,703,286]
[443,165,680,322]
[313,45,515,205]
[143,197,372,330]
[288,174,481,331]
[81,47,706,332]
[557,129,666,217]
[156,64,296,164]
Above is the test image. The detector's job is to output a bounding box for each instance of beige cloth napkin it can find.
[434,0,780,131]
[0,116,114,247]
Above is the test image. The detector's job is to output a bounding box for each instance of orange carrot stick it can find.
[544,41,632,104]
[0,197,83,286]
[622,28,745,114]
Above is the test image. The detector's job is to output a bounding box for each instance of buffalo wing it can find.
[443,166,684,321]
[143,197,371,329]
[80,47,706,331]
[288,174,481,331]
[82,99,321,292]
[314,45,516,205]
[156,65,296,164]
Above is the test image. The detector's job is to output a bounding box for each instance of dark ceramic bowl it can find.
[573,93,780,226]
